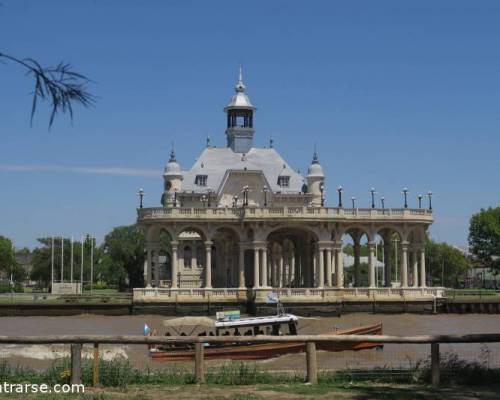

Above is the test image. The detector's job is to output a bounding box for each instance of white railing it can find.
[139,206,432,222]
[133,287,246,300]
[271,287,444,299]
[135,285,446,302]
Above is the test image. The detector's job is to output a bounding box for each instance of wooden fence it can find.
[0,333,499,387]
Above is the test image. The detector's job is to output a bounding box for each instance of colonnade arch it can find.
[211,227,241,288]
[142,222,428,289]
[265,227,318,288]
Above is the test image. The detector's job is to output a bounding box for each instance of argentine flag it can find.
[266,292,279,304]
[143,323,151,336]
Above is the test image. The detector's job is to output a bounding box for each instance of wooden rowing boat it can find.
[149,322,383,361]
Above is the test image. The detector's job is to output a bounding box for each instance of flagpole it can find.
[61,236,64,283]
[10,243,15,288]
[80,237,84,294]
[90,236,94,295]
[70,236,74,283]
[51,237,54,291]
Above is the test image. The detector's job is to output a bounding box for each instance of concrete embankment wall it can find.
[0,304,132,317]
[1,298,500,316]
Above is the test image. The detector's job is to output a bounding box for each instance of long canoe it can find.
[149,322,383,361]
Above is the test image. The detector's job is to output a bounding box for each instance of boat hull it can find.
[149,322,383,361]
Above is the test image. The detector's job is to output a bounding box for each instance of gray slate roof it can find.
[182,147,305,194]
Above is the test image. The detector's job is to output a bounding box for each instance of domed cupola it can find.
[307,149,325,207]
[307,150,325,178]
[164,148,182,175]
[224,67,257,154]
[162,147,183,207]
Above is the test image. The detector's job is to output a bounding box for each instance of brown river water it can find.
[1,314,499,371]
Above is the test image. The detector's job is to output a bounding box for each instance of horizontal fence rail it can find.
[1,333,499,387]
[0,333,499,345]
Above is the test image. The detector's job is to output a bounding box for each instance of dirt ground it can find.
[1,384,500,400]
[100,384,500,400]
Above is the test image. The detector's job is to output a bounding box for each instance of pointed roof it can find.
[224,67,256,111]
[182,147,304,193]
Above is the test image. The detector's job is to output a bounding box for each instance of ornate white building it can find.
[136,71,439,305]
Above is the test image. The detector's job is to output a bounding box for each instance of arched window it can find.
[183,245,192,269]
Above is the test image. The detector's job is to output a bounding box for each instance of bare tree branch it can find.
[0,52,95,128]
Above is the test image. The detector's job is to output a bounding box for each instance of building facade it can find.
[136,72,437,303]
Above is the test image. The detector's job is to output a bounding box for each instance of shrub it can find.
[0,282,24,293]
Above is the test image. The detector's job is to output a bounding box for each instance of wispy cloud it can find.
[0,164,160,177]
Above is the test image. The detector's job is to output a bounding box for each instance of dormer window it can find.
[195,175,207,186]
[277,176,290,188]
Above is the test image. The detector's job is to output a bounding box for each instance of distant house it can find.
[454,245,500,289]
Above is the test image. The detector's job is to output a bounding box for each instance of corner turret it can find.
[162,147,183,207]
[307,150,325,207]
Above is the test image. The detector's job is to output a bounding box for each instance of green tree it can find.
[469,207,500,272]
[0,236,25,287]
[100,225,146,289]
[425,238,469,287]
[0,236,16,276]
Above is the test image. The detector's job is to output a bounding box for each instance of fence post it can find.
[431,343,440,386]
[70,344,82,385]
[93,343,99,387]
[306,341,317,384]
[194,342,205,384]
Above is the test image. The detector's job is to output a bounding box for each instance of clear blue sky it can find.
[1,1,499,249]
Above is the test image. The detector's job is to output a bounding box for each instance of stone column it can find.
[204,241,212,289]
[295,250,304,287]
[326,248,332,287]
[238,245,245,288]
[143,258,148,288]
[335,245,344,288]
[261,247,268,287]
[153,243,160,287]
[368,242,376,288]
[412,251,419,287]
[290,254,296,287]
[146,245,153,288]
[354,241,361,287]
[171,241,178,288]
[304,244,311,287]
[420,248,426,287]
[317,248,325,288]
[279,255,284,287]
[400,242,409,287]
[270,257,275,287]
[253,247,260,289]
[384,240,391,287]
[312,248,317,287]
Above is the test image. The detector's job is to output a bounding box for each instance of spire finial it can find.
[206,134,211,147]
[312,144,319,164]
[269,137,274,148]
[235,65,246,92]
[169,141,176,162]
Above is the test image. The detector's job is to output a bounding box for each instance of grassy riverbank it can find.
[1,352,499,399]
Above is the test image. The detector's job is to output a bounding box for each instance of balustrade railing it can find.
[136,287,445,300]
[138,206,432,221]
